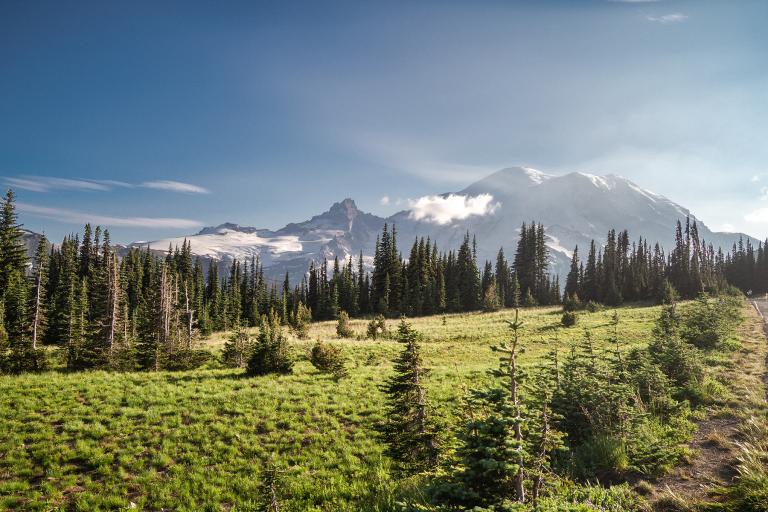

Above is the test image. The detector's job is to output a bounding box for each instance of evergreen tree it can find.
[564,246,580,299]
[336,310,353,338]
[379,320,439,472]
[222,323,253,368]
[0,190,29,293]
[247,311,292,376]
[4,269,30,373]
[447,310,527,506]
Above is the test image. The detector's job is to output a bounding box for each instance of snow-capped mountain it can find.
[130,167,756,282]
[130,199,387,282]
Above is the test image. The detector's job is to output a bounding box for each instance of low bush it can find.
[247,312,293,376]
[561,311,577,327]
[336,311,354,338]
[585,301,603,313]
[681,294,742,349]
[367,314,388,339]
[563,293,582,312]
[310,340,348,379]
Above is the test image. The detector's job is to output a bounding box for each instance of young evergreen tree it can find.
[4,269,30,373]
[310,340,348,379]
[292,301,311,339]
[446,310,527,506]
[379,319,439,472]
[247,311,292,376]
[222,323,253,368]
[336,310,353,338]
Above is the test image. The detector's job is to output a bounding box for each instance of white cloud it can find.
[141,180,210,194]
[17,202,204,229]
[3,175,209,194]
[646,13,688,23]
[718,223,736,232]
[760,186,768,200]
[408,193,500,225]
[745,208,768,224]
[4,176,113,192]
[752,175,761,183]
[380,195,390,206]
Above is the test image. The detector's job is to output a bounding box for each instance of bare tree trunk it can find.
[108,255,118,357]
[31,271,42,350]
[184,281,194,349]
[509,309,526,503]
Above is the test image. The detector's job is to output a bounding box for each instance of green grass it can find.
[0,304,664,511]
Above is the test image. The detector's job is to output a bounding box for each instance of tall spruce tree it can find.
[379,319,439,472]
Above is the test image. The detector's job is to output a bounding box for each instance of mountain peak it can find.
[493,166,552,184]
[461,166,552,195]
[328,198,358,215]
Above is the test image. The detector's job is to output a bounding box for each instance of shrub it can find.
[336,311,354,338]
[649,307,704,390]
[561,311,577,327]
[585,301,603,313]
[573,435,630,482]
[247,311,293,376]
[310,340,348,379]
[367,315,387,340]
[292,301,312,340]
[681,294,741,349]
[165,349,213,371]
[222,324,253,368]
[563,293,582,312]
[657,279,679,305]
[523,289,537,307]
[483,283,500,312]
[535,482,646,512]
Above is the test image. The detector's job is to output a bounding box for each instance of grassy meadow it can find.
[0,303,689,511]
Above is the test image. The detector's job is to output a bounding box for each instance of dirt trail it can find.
[648,300,768,509]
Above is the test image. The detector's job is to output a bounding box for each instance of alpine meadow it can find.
[2,2,768,511]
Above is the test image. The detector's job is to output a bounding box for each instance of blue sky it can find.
[2,0,767,243]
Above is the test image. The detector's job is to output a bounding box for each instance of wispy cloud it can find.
[380,195,390,206]
[141,180,210,194]
[5,176,112,193]
[646,13,688,23]
[4,175,209,194]
[408,193,500,225]
[17,202,204,229]
[350,133,497,185]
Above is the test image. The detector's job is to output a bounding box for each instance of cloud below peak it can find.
[408,193,500,225]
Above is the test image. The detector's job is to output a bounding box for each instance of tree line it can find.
[0,186,762,375]
[562,218,751,307]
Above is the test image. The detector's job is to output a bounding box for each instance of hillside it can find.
[0,305,660,510]
[1,301,765,511]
